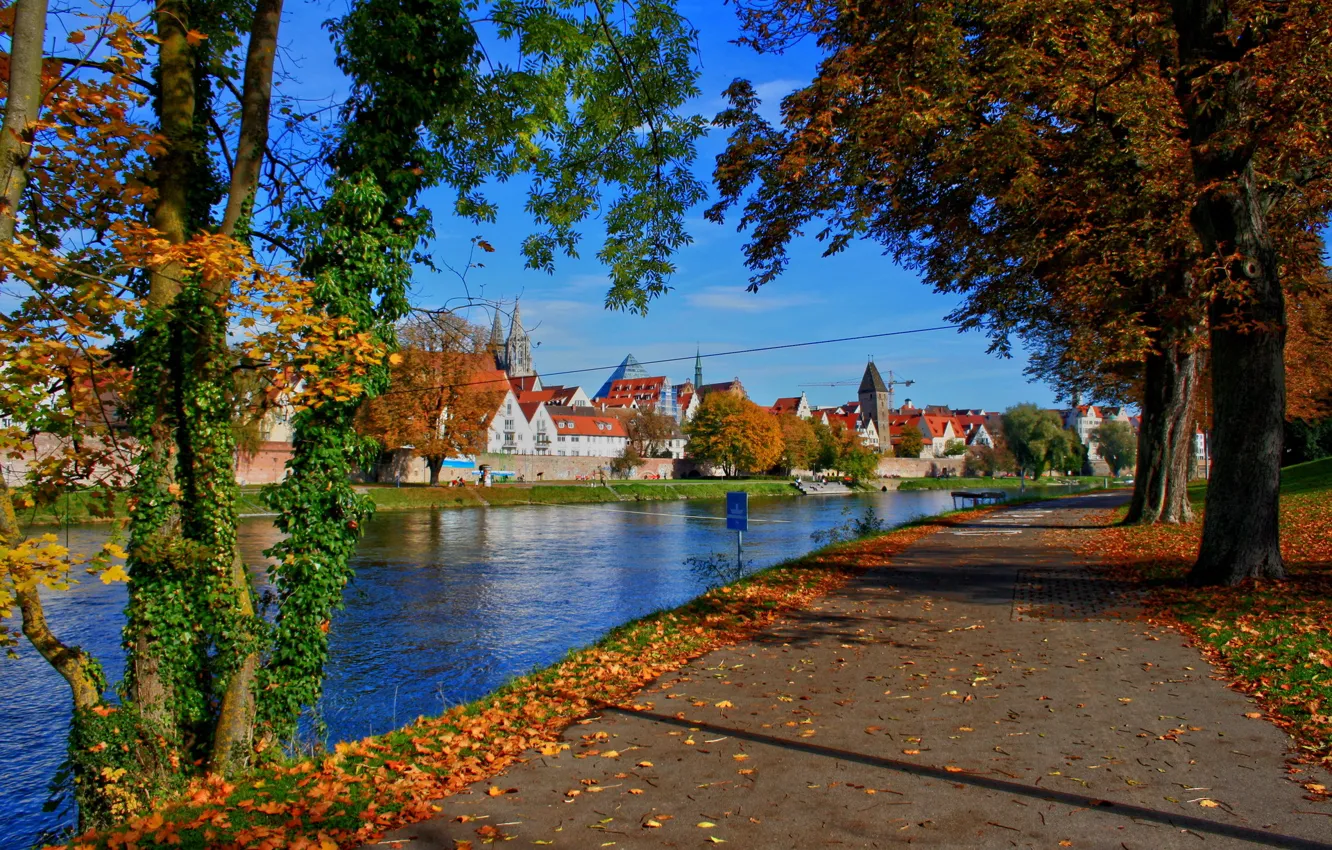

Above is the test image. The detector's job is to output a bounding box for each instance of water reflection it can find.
[1,489,965,848]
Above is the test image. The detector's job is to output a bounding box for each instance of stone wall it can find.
[235,442,295,486]
[874,456,967,478]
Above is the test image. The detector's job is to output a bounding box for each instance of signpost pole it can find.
[726,491,749,574]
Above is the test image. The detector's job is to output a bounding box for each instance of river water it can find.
[1,489,971,848]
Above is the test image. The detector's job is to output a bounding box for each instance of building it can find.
[769,392,813,419]
[698,378,746,398]
[595,375,679,419]
[595,354,651,399]
[494,301,534,378]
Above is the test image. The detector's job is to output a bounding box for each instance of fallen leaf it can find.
[697,822,716,828]
[1198,799,1220,808]
[636,761,654,768]
[902,749,920,755]
[644,820,662,828]
[629,788,644,795]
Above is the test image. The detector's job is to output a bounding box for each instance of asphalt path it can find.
[368,492,1332,848]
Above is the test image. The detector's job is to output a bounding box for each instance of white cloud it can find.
[684,286,817,312]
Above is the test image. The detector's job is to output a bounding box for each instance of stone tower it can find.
[504,300,534,378]
[858,360,891,451]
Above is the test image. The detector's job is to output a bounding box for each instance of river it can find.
[1,488,972,848]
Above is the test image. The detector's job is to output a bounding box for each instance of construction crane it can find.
[800,368,915,413]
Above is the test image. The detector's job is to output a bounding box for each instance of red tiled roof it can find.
[596,397,638,408]
[516,389,558,405]
[769,397,801,414]
[509,375,541,393]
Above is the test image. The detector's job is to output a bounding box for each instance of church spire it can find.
[694,346,703,390]
[488,309,504,357]
[504,300,534,377]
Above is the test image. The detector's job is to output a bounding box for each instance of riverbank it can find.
[14,478,801,526]
[52,500,998,850]
[894,474,1109,491]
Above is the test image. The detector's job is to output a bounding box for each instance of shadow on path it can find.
[604,706,1332,850]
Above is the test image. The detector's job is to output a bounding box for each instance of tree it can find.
[838,443,879,484]
[895,427,924,459]
[775,413,817,472]
[2,0,707,829]
[685,393,783,477]
[713,0,1332,584]
[965,444,1012,477]
[1002,405,1075,480]
[811,419,842,471]
[357,316,505,485]
[942,439,967,457]
[609,446,646,478]
[1094,421,1139,478]
[624,409,680,458]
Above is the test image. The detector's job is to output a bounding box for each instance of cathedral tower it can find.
[504,301,534,378]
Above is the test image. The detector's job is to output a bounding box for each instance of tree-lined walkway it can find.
[374,493,1332,848]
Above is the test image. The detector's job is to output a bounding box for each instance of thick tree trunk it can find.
[0,0,48,243]
[1192,175,1286,583]
[126,0,199,730]
[146,0,196,305]
[1126,340,1199,524]
[428,457,443,486]
[1173,1,1287,585]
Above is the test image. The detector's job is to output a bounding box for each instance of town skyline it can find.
[272,1,1065,414]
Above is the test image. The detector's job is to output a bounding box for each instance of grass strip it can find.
[53,504,997,850]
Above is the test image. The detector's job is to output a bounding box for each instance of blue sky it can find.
[282,0,1060,413]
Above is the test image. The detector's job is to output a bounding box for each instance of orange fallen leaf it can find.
[902,749,920,755]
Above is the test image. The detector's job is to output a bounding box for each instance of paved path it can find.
[371,493,1332,848]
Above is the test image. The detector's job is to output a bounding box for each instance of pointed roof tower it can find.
[488,309,504,355]
[694,347,703,391]
[859,360,889,394]
[504,300,534,377]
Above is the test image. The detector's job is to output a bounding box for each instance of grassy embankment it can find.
[15,479,799,526]
[55,501,998,850]
[1074,456,1332,782]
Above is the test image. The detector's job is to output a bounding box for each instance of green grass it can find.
[1280,456,1332,497]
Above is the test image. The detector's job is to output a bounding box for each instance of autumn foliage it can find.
[684,392,784,476]
[356,316,505,484]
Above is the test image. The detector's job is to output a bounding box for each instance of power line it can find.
[379,323,961,396]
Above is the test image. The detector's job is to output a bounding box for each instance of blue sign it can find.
[726,491,748,532]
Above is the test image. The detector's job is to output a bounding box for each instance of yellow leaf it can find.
[636,761,653,768]
[1198,799,1220,808]
[100,564,130,584]
[185,29,208,46]
[644,820,662,828]
[696,822,716,828]
[389,352,404,366]
[715,700,734,709]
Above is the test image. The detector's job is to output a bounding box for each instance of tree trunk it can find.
[146,0,196,305]
[208,0,283,774]
[1172,1,1287,585]
[1191,171,1286,584]
[125,0,199,731]
[1126,339,1199,524]
[2,480,102,709]
[428,457,443,486]
[219,0,283,237]
[0,0,48,243]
